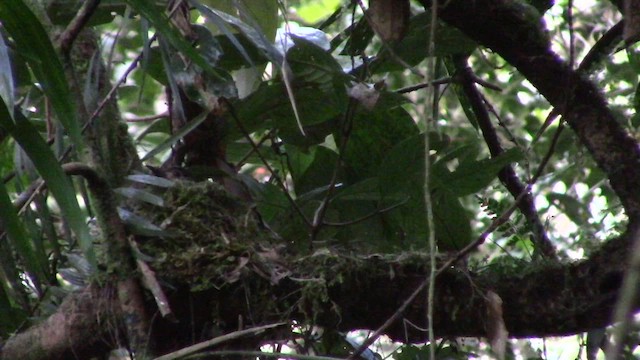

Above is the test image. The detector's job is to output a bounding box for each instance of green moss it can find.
[138,180,278,291]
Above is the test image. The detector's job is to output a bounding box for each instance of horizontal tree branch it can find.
[3,221,637,358]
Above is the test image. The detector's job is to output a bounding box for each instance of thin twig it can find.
[425,1,439,358]
[395,77,454,94]
[532,20,623,144]
[453,55,556,259]
[153,323,287,360]
[235,130,275,167]
[322,198,409,227]
[348,120,565,360]
[223,100,311,227]
[309,99,358,244]
[125,112,169,123]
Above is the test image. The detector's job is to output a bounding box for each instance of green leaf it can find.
[432,188,472,251]
[126,174,175,188]
[439,148,524,197]
[0,106,95,267]
[231,81,342,147]
[115,187,165,207]
[192,2,283,65]
[341,101,419,183]
[124,0,224,80]
[0,0,84,150]
[117,207,173,237]
[192,2,254,66]
[378,135,474,249]
[548,192,589,225]
[0,181,46,284]
[140,110,209,162]
[0,33,15,116]
[443,57,479,130]
[289,146,340,196]
[0,283,27,337]
[369,12,477,74]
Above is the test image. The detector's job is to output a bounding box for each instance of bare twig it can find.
[452,55,556,259]
[308,100,358,244]
[223,100,312,227]
[130,238,174,320]
[395,77,454,94]
[322,198,408,227]
[348,120,565,360]
[153,323,287,360]
[125,112,169,123]
[532,20,623,144]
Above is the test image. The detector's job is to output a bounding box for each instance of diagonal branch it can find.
[452,55,557,259]
[422,0,640,220]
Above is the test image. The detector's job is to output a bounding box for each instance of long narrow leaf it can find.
[191,2,254,66]
[0,0,84,150]
[141,110,209,161]
[0,181,45,285]
[0,32,15,116]
[124,0,224,79]
[191,2,283,65]
[0,104,95,267]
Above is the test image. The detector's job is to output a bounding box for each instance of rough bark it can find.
[2,221,637,358]
[421,0,640,219]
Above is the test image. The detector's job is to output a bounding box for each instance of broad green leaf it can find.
[0,106,95,267]
[288,36,345,85]
[378,135,427,246]
[192,2,254,66]
[251,182,290,224]
[432,189,473,251]
[289,146,340,196]
[340,101,419,183]
[0,0,84,150]
[548,192,589,225]
[443,57,479,130]
[378,135,473,249]
[231,81,342,147]
[339,17,374,55]
[368,12,477,74]
[0,181,46,284]
[439,148,524,197]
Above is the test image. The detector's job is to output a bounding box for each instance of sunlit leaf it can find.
[439,148,524,197]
